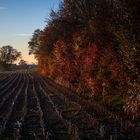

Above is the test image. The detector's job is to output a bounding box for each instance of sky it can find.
[0,0,61,64]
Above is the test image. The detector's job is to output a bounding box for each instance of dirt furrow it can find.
[42,78,133,140]
[0,73,28,140]
[0,73,25,136]
[34,77,72,140]
[20,75,47,140]
[0,73,21,108]
[0,72,136,140]
[0,73,19,96]
[37,76,101,140]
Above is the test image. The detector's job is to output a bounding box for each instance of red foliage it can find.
[84,56,92,65]
[54,40,65,48]
[87,43,98,60]
[83,43,99,66]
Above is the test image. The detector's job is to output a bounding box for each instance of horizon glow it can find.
[0,0,61,64]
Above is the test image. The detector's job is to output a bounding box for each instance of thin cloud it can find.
[0,6,7,10]
[14,33,32,37]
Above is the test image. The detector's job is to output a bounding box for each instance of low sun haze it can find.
[0,0,61,64]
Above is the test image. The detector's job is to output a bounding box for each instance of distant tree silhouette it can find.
[18,59,27,66]
[0,45,21,69]
[28,29,42,55]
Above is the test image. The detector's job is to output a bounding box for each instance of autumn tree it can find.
[29,0,140,120]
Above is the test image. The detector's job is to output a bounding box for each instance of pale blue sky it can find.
[0,0,61,64]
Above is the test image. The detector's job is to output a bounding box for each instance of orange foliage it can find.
[54,40,65,48]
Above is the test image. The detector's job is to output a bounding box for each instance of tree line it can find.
[28,0,140,120]
[0,45,30,70]
[0,45,21,70]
